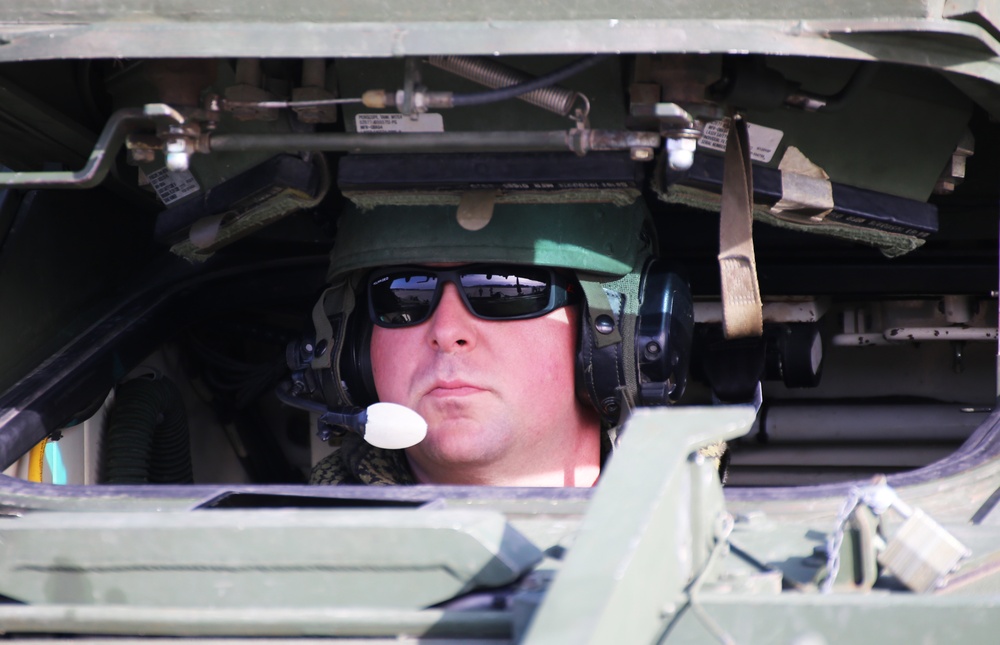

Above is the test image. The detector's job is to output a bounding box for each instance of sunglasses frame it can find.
[366,264,580,328]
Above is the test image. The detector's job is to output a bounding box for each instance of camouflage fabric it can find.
[310,428,725,486]
[310,432,416,485]
[310,428,623,486]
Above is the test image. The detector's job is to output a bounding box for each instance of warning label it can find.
[355,113,444,133]
[146,167,201,206]
[698,119,784,163]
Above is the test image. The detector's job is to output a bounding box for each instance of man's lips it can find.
[425,381,486,397]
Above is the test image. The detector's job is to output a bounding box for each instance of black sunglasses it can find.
[367,264,580,328]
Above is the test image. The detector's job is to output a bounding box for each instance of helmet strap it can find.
[577,279,622,347]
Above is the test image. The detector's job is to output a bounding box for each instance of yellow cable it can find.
[27,438,47,483]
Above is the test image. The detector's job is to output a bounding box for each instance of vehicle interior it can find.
[5,6,1000,641]
[0,50,996,492]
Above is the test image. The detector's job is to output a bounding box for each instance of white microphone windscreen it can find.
[363,402,428,449]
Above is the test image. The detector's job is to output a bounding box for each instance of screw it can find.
[595,315,615,335]
[601,398,620,415]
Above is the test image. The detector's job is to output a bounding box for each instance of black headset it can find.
[320,257,694,427]
[576,258,694,425]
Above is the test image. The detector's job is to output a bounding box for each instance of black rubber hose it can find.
[103,377,193,484]
[449,55,610,107]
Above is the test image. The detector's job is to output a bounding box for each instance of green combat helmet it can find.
[296,199,694,428]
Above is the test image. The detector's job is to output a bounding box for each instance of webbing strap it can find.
[718,115,763,339]
[579,280,622,347]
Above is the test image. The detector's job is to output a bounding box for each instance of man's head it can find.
[310,200,693,483]
[369,272,594,484]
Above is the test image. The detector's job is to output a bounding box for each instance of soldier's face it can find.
[370,280,591,483]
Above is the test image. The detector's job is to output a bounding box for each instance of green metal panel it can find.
[0,508,542,609]
[665,593,1000,643]
[521,406,756,645]
[0,1,996,98]
[740,59,974,201]
[0,1,948,24]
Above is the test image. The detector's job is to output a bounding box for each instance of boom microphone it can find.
[276,386,427,449]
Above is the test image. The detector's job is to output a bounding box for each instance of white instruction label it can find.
[146,167,201,205]
[355,113,444,133]
[698,119,784,163]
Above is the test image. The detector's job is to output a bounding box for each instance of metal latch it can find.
[878,505,971,592]
[823,477,970,593]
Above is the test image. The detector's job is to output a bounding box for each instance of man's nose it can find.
[426,283,478,352]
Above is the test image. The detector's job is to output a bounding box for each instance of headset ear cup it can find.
[338,307,378,407]
[575,292,628,426]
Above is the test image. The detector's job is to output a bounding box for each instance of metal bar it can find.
[0,108,147,189]
[0,120,658,188]
[728,444,956,468]
[210,131,568,153]
[762,404,987,443]
[884,326,998,342]
[0,605,511,638]
[209,130,659,154]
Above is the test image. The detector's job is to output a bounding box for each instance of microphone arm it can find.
[274,384,367,442]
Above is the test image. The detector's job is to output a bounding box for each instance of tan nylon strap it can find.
[718,115,764,339]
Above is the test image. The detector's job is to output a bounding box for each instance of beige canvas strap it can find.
[718,115,763,339]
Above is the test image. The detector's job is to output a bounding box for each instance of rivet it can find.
[595,315,615,335]
[645,341,661,355]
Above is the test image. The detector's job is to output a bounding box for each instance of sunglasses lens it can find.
[369,272,439,326]
[461,269,552,318]
[369,266,568,327]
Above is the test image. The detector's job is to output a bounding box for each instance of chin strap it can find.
[718,114,763,339]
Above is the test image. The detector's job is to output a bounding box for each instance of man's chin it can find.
[406,422,504,469]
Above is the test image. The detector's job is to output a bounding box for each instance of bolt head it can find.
[665,137,697,171]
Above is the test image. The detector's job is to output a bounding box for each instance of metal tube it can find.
[0,114,659,188]
[208,130,658,154]
[762,403,988,443]
[729,444,958,468]
[302,58,326,88]
[0,108,147,188]
[210,130,570,153]
[0,604,511,638]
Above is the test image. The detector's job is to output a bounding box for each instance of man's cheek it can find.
[370,333,410,405]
